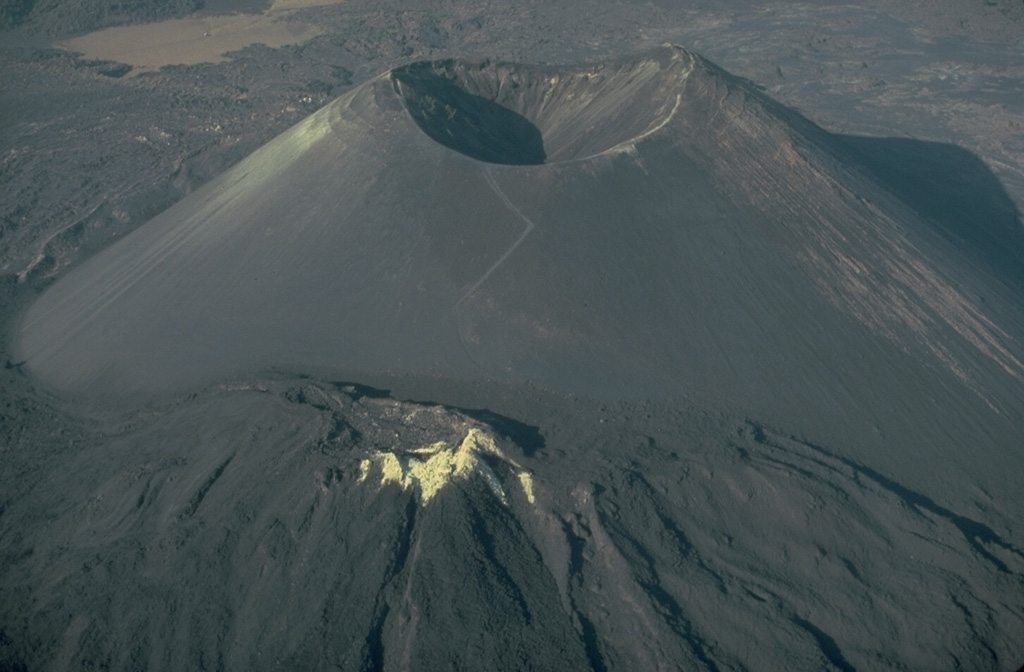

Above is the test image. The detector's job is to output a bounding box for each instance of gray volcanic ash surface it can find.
[3,43,1024,671]
[15,47,1024,479]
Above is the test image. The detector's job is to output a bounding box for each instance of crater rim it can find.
[391,46,691,166]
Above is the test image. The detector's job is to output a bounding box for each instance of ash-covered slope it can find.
[16,46,1024,488]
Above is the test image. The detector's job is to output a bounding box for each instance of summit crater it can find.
[391,48,689,165]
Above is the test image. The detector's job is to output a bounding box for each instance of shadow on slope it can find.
[698,53,1024,292]
[837,135,1024,287]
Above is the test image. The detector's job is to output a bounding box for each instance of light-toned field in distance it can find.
[56,0,347,72]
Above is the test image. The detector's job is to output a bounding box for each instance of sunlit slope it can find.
[15,69,530,392]
[16,47,1024,441]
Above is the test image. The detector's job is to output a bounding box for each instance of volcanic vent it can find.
[391,52,686,164]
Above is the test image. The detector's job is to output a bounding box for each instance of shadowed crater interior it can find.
[391,50,686,165]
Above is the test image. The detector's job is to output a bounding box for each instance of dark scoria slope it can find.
[1,379,1021,670]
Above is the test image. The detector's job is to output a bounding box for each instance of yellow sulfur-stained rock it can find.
[360,427,532,506]
[517,472,536,505]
